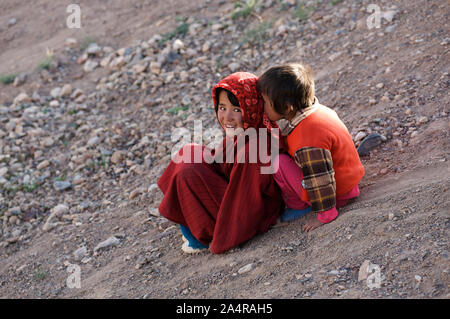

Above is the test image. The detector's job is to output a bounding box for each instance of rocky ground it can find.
[0,0,449,299]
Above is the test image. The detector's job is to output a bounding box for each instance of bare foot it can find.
[302,216,324,232]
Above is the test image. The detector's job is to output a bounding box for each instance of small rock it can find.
[414,275,422,282]
[380,168,388,175]
[354,131,367,142]
[59,84,72,97]
[49,100,60,107]
[42,137,54,147]
[417,116,428,124]
[135,256,149,269]
[111,151,124,164]
[109,56,127,69]
[328,52,342,62]
[129,189,142,200]
[83,60,99,72]
[238,263,255,274]
[352,49,362,56]
[13,73,27,87]
[65,38,78,48]
[202,42,211,52]
[180,71,189,82]
[37,160,50,170]
[73,246,87,261]
[380,95,390,103]
[376,83,384,89]
[0,167,8,177]
[53,181,72,191]
[385,25,397,33]
[8,17,18,27]
[52,204,69,216]
[173,39,185,51]
[388,213,395,220]
[150,62,162,74]
[14,92,31,105]
[229,62,240,72]
[50,87,61,98]
[87,136,100,147]
[94,236,120,252]
[86,43,101,56]
[133,63,148,74]
[383,10,397,22]
[8,216,18,225]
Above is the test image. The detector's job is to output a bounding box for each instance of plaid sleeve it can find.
[294,147,336,213]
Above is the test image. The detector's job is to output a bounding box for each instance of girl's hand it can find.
[301,215,324,232]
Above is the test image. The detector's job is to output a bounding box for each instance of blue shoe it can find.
[179,225,208,252]
[280,206,312,222]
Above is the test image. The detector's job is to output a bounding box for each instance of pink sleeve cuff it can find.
[317,207,338,223]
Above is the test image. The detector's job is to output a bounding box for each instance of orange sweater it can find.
[286,104,364,202]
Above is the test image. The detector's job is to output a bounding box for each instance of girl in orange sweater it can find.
[257,63,365,232]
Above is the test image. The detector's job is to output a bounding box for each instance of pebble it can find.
[417,116,428,124]
[83,60,99,72]
[86,43,101,56]
[37,160,50,170]
[383,10,397,22]
[129,188,142,200]
[60,84,73,97]
[8,17,18,27]
[94,236,120,252]
[73,246,88,261]
[150,62,162,74]
[87,136,100,147]
[42,137,55,147]
[52,204,69,216]
[172,39,185,51]
[354,131,367,142]
[111,151,124,164]
[229,62,240,72]
[65,38,78,48]
[50,87,61,98]
[49,100,60,107]
[202,42,211,52]
[328,52,342,62]
[54,181,72,191]
[238,263,255,274]
[13,73,27,87]
[13,93,31,104]
[9,216,18,225]
[0,167,8,177]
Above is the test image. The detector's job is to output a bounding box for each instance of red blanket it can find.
[157,72,284,254]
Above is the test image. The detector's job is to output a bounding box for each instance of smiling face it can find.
[217,90,244,132]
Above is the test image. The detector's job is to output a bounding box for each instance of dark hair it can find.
[257,63,315,114]
[215,88,240,111]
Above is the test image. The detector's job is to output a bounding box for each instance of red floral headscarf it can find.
[212,72,279,130]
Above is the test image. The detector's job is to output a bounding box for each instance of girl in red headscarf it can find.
[157,72,284,254]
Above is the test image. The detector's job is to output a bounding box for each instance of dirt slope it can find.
[0,0,449,299]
